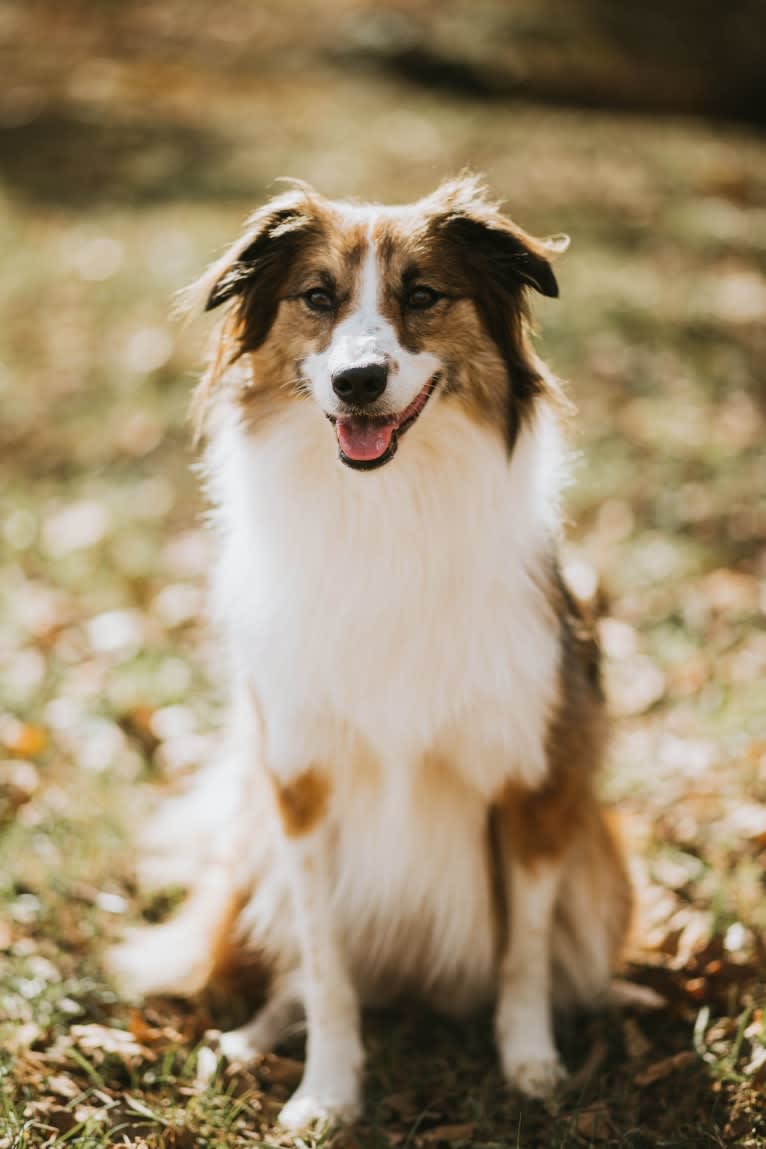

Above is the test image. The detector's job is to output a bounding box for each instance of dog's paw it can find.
[278,1089,360,1131]
[501,1050,567,1102]
[218,1026,264,1064]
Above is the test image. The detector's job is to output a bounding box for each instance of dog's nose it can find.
[332,363,388,406]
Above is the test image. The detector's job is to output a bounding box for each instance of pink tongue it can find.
[336,418,395,462]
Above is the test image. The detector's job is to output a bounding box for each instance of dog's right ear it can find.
[187,188,322,440]
[196,188,322,341]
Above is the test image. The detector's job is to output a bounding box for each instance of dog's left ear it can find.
[440,213,569,299]
[449,215,569,298]
[424,177,569,450]
[427,176,569,299]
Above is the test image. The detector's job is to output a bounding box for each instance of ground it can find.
[1,14,766,1147]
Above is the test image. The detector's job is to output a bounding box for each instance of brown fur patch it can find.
[415,748,481,807]
[495,559,633,980]
[496,558,607,869]
[271,766,331,837]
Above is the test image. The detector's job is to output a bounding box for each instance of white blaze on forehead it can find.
[356,216,384,335]
[302,208,443,418]
[327,214,386,364]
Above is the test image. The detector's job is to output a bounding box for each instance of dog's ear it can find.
[443,214,568,298]
[424,175,569,450]
[193,188,323,351]
[204,194,314,312]
[426,174,569,299]
[187,188,323,439]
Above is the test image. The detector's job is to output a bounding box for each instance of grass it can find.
[1,11,766,1146]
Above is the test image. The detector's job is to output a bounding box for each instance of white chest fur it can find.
[209,400,565,1002]
[212,401,562,783]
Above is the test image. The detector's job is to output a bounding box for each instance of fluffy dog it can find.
[111,176,633,1129]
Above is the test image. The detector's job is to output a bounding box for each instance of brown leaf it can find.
[119,707,161,757]
[0,760,40,815]
[22,1100,77,1133]
[564,1038,609,1093]
[623,1018,652,1061]
[683,977,708,1001]
[421,1123,475,1143]
[384,1091,419,1120]
[0,918,12,950]
[569,1104,612,1141]
[262,1054,304,1086]
[0,720,47,758]
[127,1008,182,1046]
[634,1051,696,1086]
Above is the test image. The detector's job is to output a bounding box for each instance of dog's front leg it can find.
[270,762,363,1130]
[495,853,565,1099]
[493,778,575,1100]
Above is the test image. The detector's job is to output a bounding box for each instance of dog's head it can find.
[195,175,568,469]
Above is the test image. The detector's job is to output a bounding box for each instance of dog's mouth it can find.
[328,373,440,472]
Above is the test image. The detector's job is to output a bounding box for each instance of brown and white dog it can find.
[111,176,633,1129]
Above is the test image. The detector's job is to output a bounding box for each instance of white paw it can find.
[218,1026,263,1064]
[502,1050,567,1101]
[278,1089,360,1130]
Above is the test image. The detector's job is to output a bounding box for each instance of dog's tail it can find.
[107,862,244,997]
[106,739,254,998]
[552,805,634,1008]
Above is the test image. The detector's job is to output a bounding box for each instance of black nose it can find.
[332,363,388,406]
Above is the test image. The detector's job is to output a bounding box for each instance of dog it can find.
[110,175,633,1129]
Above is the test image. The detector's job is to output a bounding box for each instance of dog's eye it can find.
[303,288,335,313]
[406,285,441,311]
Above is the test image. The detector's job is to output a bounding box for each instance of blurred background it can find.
[1,3,766,1146]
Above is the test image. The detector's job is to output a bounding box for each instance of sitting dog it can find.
[111,176,633,1129]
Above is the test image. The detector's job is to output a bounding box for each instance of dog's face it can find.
[199,177,567,468]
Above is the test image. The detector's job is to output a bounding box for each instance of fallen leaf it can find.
[384,1091,419,1120]
[263,1054,305,1086]
[127,1008,182,1046]
[634,1051,697,1086]
[609,979,667,1010]
[68,1023,154,1065]
[22,1100,77,1133]
[564,1038,608,1093]
[47,1074,81,1099]
[421,1123,475,1143]
[0,719,47,758]
[623,1018,652,1060]
[683,977,708,1001]
[0,918,12,950]
[569,1104,612,1141]
[0,760,40,815]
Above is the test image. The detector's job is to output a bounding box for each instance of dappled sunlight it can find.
[1,4,765,1147]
